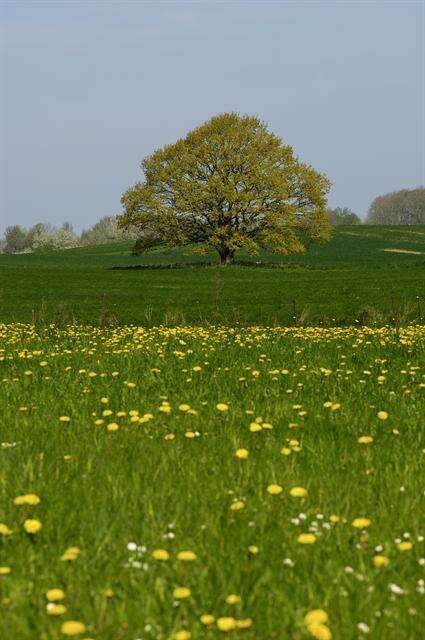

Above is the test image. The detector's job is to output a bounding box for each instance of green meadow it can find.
[0,323,424,639]
[0,225,425,327]
[0,226,424,640]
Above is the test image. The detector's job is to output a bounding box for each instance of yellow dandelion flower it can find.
[329,515,340,523]
[185,431,196,438]
[47,603,67,616]
[397,541,413,551]
[60,547,80,561]
[61,620,86,636]
[249,422,262,432]
[248,545,259,554]
[236,618,252,629]
[103,588,114,598]
[200,614,215,625]
[235,448,249,459]
[216,617,237,631]
[297,533,316,544]
[377,411,388,420]
[172,586,191,599]
[225,594,241,604]
[46,588,65,601]
[216,403,229,411]
[59,416,71,422]
[179,404,191,412]
[352,518,371,529]
[0,567,11,575]
[289,486,307,498]
[14,493,40,506]
[304,610,328,626]
[164,433,175,440]
[23,519,42,534]
[177,550,197,561]
[152,549,170,561]
[308,623,332,640]
[230,500,245,511]
[358,436,373,444]
[107,423,119,432]
[267,484,283,495]
[373,555,390,567]
[174,632,191,640]
[0,523,12,536]
[280,447,291,456]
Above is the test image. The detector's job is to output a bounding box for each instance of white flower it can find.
[388,583,404,595]
[374,545,383,552]
[127,542,137,551]
[283,558,294,567]
[291,518,300,525]
[357,622,370,633]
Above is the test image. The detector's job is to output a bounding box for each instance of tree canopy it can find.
[118,113,331,264]
[367,187,425,225]
[327,207,361,226]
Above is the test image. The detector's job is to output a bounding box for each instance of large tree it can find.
[367,188,425,225]
[119,113,331,264]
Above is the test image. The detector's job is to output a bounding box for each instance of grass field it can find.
[1,225,425,326]
[1,322,424,639]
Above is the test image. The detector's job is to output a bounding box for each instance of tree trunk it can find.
[218,248,235,265]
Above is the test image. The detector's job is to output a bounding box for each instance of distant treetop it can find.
[367,187,425,225]
[327,207,361,226]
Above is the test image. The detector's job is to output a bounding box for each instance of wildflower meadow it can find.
[0,323,424,639]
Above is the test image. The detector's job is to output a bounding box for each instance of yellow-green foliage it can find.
[119,113,331,263]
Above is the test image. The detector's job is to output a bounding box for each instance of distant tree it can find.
[26,223,50,248]
[4,225,28,253]
[118,112,331,264]
[32,225,79,251]
[327,207,361,226]
[80,215,139,246]
[367,188,425,225]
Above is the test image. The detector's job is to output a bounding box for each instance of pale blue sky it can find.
[1,0,424,235]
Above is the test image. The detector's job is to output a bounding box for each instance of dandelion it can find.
[267,484,283,495]
[61,621,86,636]
[0,567,11,575]
[216,403,229,411]
[236,619,252,628]
[47,603,66,615]
[373,555,390,568]
[23,519,42,534]
[174,632,191,640]
[60,547,80,561]
[172,586,191,599]
[0,523,12,536]
[59,416,71,422]
[297,533,316,544]
[249,423,262,432]
[177,550,197,561]
[200,614,215,625]
[304,610,328,626]
[107,423,119,431]
[352,518,371,529]
[14,493,40,506]
[152,549,170,560]
[289,486,308,498]
[235,448,249,459]
[46,588,65,601]
[397,541,413,551]
[358,436,373,444]
[179,404,191,412]
[225,594,241,604]
[377,411,388,420]
[216,617,237,631]
[248,545,259,554]
[230,501,245,511]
